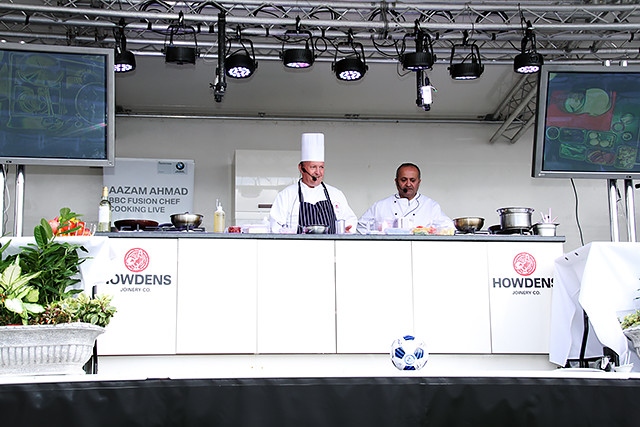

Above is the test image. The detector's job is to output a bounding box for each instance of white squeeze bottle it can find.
[213,199,225,233]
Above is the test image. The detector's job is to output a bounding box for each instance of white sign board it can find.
[97,238,178,355]
[487,242,563,353]
[103,158,194,223]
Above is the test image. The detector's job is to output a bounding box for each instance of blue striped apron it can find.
[297,180,337,234]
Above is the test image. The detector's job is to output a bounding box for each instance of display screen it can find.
[0,43,114,167]
[532,64,640,179]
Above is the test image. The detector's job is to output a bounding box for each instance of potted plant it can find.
[0,207,116,375]
[619,285,640,360]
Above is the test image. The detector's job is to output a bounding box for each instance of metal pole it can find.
[0,165,5,236]
[608,179,619,242]
[624,179,636,242]
[13,165,25,237]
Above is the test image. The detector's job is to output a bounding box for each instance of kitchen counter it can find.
[98,230,565,242]
[92,234,565,377]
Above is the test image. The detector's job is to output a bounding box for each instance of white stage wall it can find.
[5,116,634,251]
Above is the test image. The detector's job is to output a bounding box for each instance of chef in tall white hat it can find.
[269,133,358,234]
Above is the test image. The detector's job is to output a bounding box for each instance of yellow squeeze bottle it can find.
[213,199,225,233]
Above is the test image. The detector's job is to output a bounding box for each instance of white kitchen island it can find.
[91,232,565,378]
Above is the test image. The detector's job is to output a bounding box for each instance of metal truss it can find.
[1,1,639,64]
[1,1,639,141]
[488,73,540,144]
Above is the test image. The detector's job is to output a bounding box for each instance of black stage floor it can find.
[1,375,639,426]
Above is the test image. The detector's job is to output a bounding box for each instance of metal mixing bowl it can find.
[453,217,485,233]
[170,212,203,228]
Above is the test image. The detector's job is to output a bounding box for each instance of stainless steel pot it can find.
[532,222,558,236]
[497,207,534,230]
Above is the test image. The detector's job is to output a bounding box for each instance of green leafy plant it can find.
[620,284,640,330]
[5,208,88,306]
[622,309,640,330]
[0,207,116,327]
[34,293,117,328]
[0,256,44,325]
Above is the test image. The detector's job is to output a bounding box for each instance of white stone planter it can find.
[623,324,640,359]
[0,323,104,376]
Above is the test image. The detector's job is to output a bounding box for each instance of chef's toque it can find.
[301,133,324,162]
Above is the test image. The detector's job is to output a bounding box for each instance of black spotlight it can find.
[400,23,436,71]
[226,51,256,78]
[448,31,484,80]
[113,19,136,73]
[282,47,314,69]
[334,57,367,81]
[165,46,197,65]
[514,21,543,74]
[514,52,544,74]
[114,50,136,73]
[402,52,435,71]
[225,29,258,79]
[281,19,315,69]
[332,30,368,81]
[164,12,198,65]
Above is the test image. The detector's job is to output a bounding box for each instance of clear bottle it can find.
[97,186,112,232]
[213,199,225,233]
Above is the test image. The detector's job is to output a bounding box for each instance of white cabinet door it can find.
[487,242,562,353]
[176,238,258,354]
[256,239,336,353]
[412,241,492,353]
[97,238,179,355]
[335,240,414,353]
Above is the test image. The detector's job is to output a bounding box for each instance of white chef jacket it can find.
[269,180,358,233]
[356,193,452,234]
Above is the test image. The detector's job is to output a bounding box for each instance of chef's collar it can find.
[395,192,421,202]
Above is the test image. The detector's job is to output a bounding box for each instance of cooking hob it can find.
[116,224,206,232]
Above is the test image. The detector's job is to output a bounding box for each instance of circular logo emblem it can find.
[124,248,150,273]
[513,252,536,276]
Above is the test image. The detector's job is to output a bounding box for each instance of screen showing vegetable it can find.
[532,64,640,179]
[0,43,115,167]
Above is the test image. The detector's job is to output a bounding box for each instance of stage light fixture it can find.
[332,30,368,81]
[448,31,484,80]
[113,19,135,73]
[400,22,436,71]
[281,17,315,69]
[514,21,543,74]
[164,11,198,65]
[226,51,256,78]
[225,28,258,79]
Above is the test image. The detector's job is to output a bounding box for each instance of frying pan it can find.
[114,219,159,231]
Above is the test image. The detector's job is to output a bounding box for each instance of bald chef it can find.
[269,133,358,234]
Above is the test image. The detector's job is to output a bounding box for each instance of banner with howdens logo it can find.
[97,238,178,355]
[487,242,564,354]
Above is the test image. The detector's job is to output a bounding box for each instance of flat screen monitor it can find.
[532,63,640,179]
[0,43,115,167]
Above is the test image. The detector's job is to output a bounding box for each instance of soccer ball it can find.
[391,335,428,370]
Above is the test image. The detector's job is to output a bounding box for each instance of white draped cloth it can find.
[550,242,640,368]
